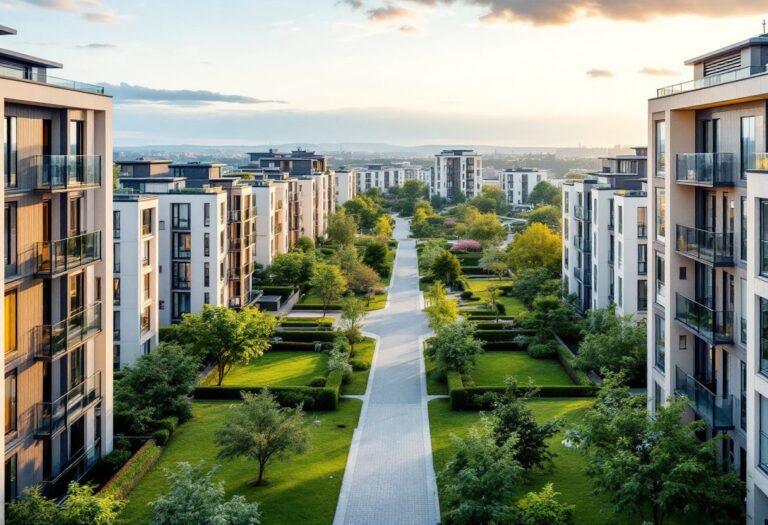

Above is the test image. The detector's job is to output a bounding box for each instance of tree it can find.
[439,422,521,525]
[425,281,459,331]
[484,286,501,322]
[60,483,123,525]
[419,239,445,271]
[519,295,580,342]
[401,179,428,201]
[509,268,561,309]
[362,241,390,277]
[114,343,200,434]
[295,236,315,253]
[150,462,261,525]
[7,486,58,525]
[179,306,277,386]
[467,213,507,245]
[310,263,348,318]
[343,195,380,231]
[479,246,509,279]
[268,251,306,287]
[470,186,507,215]
[526,205,561,233]
[340,296,367,353]
[426,319,483,375]
[527,181,561,207]
[215,391,312,486]
[347,264,381,303]
[335,243,360,276]
[413,199,434,216]
[327,209,358,246]
[516,484,574,525]
[506,223,561,274]
[430,251,462,287]
[572,376,745,525]
[374,215,393,240]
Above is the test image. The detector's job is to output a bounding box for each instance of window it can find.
[760,396,768,470]
[638,244,647,274]
[741,196,748,261]
[204,262,210,287]
[5,203,17,274]
[173,232,191,259]
[637,207,647,237]
[741,116,756,178]
[172,262,191,289]
[113,278,121,305]
[114,243,120,273]
[113,210,121,239]
[654,315,665,372]
[618,205,623,234]
[142,239,151,266]
[4,116,17,188]
[171,203,191,230]
[655,252,665,306]
[654,383,664,413]
[761,297,768,374]
[113,345,121,371]
[655,120,666,176]
[741,361,747,431]
[220,202,225,223]
[114,311,120,341]
[141,208,152,235]
[204,233,210,256]
[741,278,747,345]
[4,290,16,354]
[143,273,151,302]
[618,277,623,307]
[204,203,210,227]
[638,280,648,311]
[141,306,150,334]
[172,292,191,321]
[5,370,16,434]
[204,292,210,305]
[618,241,622,269]
[762,200,768,275]
[655,187,666,241]
[220,231,225,253]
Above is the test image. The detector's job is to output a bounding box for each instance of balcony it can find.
[574,266,592,286]
[228,264,253,281]
[40,438,102,497]
[675,153,734,186]
[35,372,102,438]
[229,234,254,251]
[637,225,648,238]
[36,155,102,191]
[675,225,734,266]
[657,66,768,97]
[573,236,591,253]
[0,64,106,94]
[35,303,102,361]
[36,231,102,276]
[674,293,733,345]
[675,366,734,430]
[574,206,589,221]
[229,290,263,309]
[172,280,191,290]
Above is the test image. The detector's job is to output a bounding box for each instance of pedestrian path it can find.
[333,217,440,525]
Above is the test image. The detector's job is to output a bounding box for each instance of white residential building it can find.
[499,168,551,206]
[335,168,356,205]
[431,149,482,200]
[254,180,288,267]
[355,165,406,194]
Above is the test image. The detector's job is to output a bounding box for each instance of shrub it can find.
[342,370,353,385]
[152,429,170,446]
[450,240,481,252]
[450,385,599,410]
[99,448,132,475]
[527,341,557,359]
[460,291,475,300]
[158,325,182,344]
[156,416,179,434]
[274,330,339,342]
[308,376,327,387]
[194,386,339,410]
[350,359,370,371]
[100,440,163,500]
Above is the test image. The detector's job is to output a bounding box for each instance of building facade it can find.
[335,168,356,206]
[355,165,405,194]
[431,149,482,200]
[499,168,551,206]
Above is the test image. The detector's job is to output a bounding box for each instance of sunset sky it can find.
[3,0,768,146]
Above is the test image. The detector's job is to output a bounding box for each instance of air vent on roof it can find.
[704,53,741,77]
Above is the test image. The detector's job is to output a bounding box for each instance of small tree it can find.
[327,209,358,246]
[362,241,390,277]
[150,462,261,525]
[527,181,561,207]
[335,243,361,276]
[419,240,445,271]
[506,223,561,275]
[340,295,367,353]
[215,390,312,486]
[516,484,574,525]
[347,264,381,304]
[268,251,305,287]
[484,286,501,322]
[426,319,483,375]
[374,215,393,240]
[430,251,462,287]
[479,246,508,279]
[519,295,580,342]
[467,213,507,245]
[509,268,561,308]
[310,263,348,318]
[59,483,123,525]
[295,236,315,253]
[6,486,58,525]
[425,281,459,331]
[179,306,277,386]
[526,205,561,233]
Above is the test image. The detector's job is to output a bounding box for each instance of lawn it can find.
[468,352,574,386]
[297,291,388,311]
[425,350,448,395]
[201,352,329,388]
[119,399,362,525]
[344,338,377,395]
[465,278,526,315]
[428,398,631,525]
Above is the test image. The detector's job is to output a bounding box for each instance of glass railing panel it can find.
[36,155,102,190]
[657,66,768,97]
[36,231,102,275]
[675,153,734,185]
[35,372,101,436]
[675,293,733,344]
[675,225,733,265]
[36,302,102,360]
[674,366,734,429]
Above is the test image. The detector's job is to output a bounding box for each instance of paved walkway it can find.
[333,218,440,525]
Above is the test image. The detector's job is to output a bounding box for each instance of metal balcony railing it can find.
[676,225,734,266]
[36,155,102,190]
[40,438,102,497]
[0,64,105,94]
[574,266,592,285]
[676,153,734,186]
[36,231,101,275]
[675,366,734,430]
[35,303,102,360]
[573,236,591,252]
[228,264,253,281]
[574,205,589,221]
[657,66,768,97]
[35,372,102,438]
[675,293,734,345]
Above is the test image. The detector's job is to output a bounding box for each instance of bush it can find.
[159,325,182,344]
[100,440,163,500]
[270,341,332,351]
[350,359,370,371]
[450,385,599,410]
[475,330,521,342]
[325,369,345,391]
[460,291,475,300]
[555,342,593,386]
[495,301,507,315]
[194,386,339,411]
[527,341,557,359]
[99,448,132,475]
[308,376,327,387]
[152,429,171,446]
[156,416,179,434]
[274,330,338,343]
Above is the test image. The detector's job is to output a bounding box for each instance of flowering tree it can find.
[450,240,481,252]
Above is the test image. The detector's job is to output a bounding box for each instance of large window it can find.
[5,371,16,434]
[761,200,768,276]
[113,210,121,239]
[141,306,151,334]
[113,311,121,341]
[5,455,17,502]
[637,207,647,237]
[655,120,666,176]
[204,233,210,257]
[4,116,17,188]
[742,196,748,261]
[204,203,210,227]
[141,208,153,235]
[114,243,120,273]
[760,396,768,470]
[638,244,647,274]
[618,277,623,307]
[172,292,191,321]
[172,232,191,259]
[741,361,747,432]
[113,278,121,305]
[761,297,768,374]
[655,188,666,241]
[4,290,16,354]
[171,203,191,230]
[5,203,17,275]
[654,315,665,372]
[741,278,747,345]
[172,262,191,289]
[638,281,648,311]
[618,205,623,234]
[742,116,756,178]
[655,252,665,306]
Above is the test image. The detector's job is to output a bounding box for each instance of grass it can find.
[119,399,362,525]
[425,350,449,395]
[201,352,329,388]
[297,291,388,312]
[465,278,526,315]
[468,352,575,387]
[344,338,376,395]
[428,398,631,525]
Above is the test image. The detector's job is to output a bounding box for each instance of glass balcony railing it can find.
[675,366,734,430]
[35,372,102,438]
[676,153,734,186]
[573,236,591,252]
[36,155,102,191]
[0,64,105,94]
[40,438,102,497]
[675,225,734,266]
[36,231,101,275]
[574,266,592,285]
[657,66,768,97]
[675,293,733,344]
[574,206,589,221]
[36,303,102,360]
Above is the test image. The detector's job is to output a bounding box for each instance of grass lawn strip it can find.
[343,338,376,395]
[201,352,329,388]
[468,352,575,387]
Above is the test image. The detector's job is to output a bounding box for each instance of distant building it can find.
[335,168,356,205]
[431,149,482,200]
[499,168,552,206]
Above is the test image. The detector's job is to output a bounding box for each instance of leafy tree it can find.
[343,195,380,231]
[295,236,315,253]
[6,486,58,525]
[484,286,501,322]
[506,223,561,274]
[310,263,348,318]
[215,390,312,486]
[526,205,561,233]
[479,246,509,279]
[347,263,381,303]
[335,243,360,276]
[519,295,580,342]
[419,239,446,271]
[471,186,507,215]
[328,344,353,374]
[426,319,483,375]
[430,194,447,211]
[527,181,561,207]
[509,268,561,309]
[374,215,393,240]
[430,251,462,287]
[114,343,200,434]
[179,306,277,386]
[467,213,507,245]
[516,484,574,525]
[572,376,745,525]
[150,462,261,525]
[575,304,646,384]
[470,195,498,214]
[60,483,123,525]
[425,281,459,331]
[362,241,390,277]
[452,203,480,223]
[413,199,434,216]
[340,296,367,353]
[401,179,429,201]
[439,422,521,525]
[327,209,358,246]
[268,251,308,287]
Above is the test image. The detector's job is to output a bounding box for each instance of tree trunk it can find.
[257,461,266,485]
[217,360,225,386]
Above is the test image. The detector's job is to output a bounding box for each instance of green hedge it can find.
[325,369,345,392]
[464,313,516,321]
[100,439,162,500]
[475,330,527,342]
[269,341,332,352]
[279,319,335,328]
[274,330,338,342]
[462,266,492,276]
[292,304,341,311]
[555,342,593,386]
[447,371,464,392]
[194,385,339,411]
[450,385,599,410]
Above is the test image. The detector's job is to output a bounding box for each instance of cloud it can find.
[639,67,680,76]
[16,0,119,23]
[368,3,413,21]
[587,69,613,78]
[102,82,287,107]
[338,0,364,8]
[351,0,768,25]
[400,24,418,32]
[77,42,115,49]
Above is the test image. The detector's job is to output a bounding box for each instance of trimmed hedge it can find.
[100,439,162,500]
[152,429,170,445]
[274,330,338,343]
[269,341,332,352]
[475,330,528,342]
[450,384,599,410]
[292,304,342,311]
[555,342,593,386]
[194,385,339,411]
[447,371,464,393]
[258,286,298,300]
[462,266,492,276]
[279,319,335,328]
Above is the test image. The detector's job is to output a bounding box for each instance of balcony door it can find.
[69,196,82,237]
[69,120,83,156]
[702,119,720,154]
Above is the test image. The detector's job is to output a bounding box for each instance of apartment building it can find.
[499,168,551,206]
[355,164,405,194]
[1,26,113,503]
[112,194,159,369]
[431,149,482,200]
[253,180,288,267]
[335,168,356,206]
[400,163,430,185]
[646,33,768,522]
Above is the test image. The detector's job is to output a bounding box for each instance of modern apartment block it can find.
[1,26,113,503]
[647,33,768,522]
[499,168,551,206]
[335,168,356,206]
[253,179,288,267]
[431,149,482,200]
[355,164,406,194]
[112,194,159,369]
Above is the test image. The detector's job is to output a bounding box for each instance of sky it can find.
[1,0,768,147]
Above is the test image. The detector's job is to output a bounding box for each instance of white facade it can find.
[254,181,288,267]
[356,165,406,194]
[335,169,356,205]
[431,150,482,200]
[113,195,159,369]
[500,168,551,206]
[612,191,648,318]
